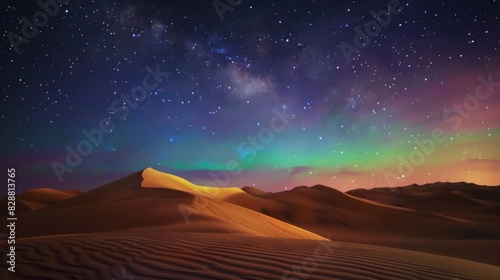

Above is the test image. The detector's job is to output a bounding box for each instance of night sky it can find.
[1,0,499,194]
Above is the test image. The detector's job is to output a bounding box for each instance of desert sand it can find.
[1,168,499,279]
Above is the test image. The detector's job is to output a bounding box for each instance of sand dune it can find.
[227,183,500,265]
[18,188,82,210]
[1,169,499,279]
[0,188,82,216]
[141,167,245,200]
[9,169,325,240]
[228,184,499,240]
[347,182,500,215]
[346,182,500,239]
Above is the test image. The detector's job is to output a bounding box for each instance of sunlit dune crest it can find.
[142,167,244,199]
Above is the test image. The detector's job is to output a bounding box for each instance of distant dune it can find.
[0,188,82,215]
[229,183,499,239]
[227,182,500,266]
[347,182,500,215]
[1,168,499,279]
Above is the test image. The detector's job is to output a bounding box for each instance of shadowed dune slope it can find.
[347,182,500,214]
[226,184,500,240]
[0,188,82,215]
[18,188,82,210]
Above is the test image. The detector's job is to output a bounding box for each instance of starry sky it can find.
[1,0,499,194]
